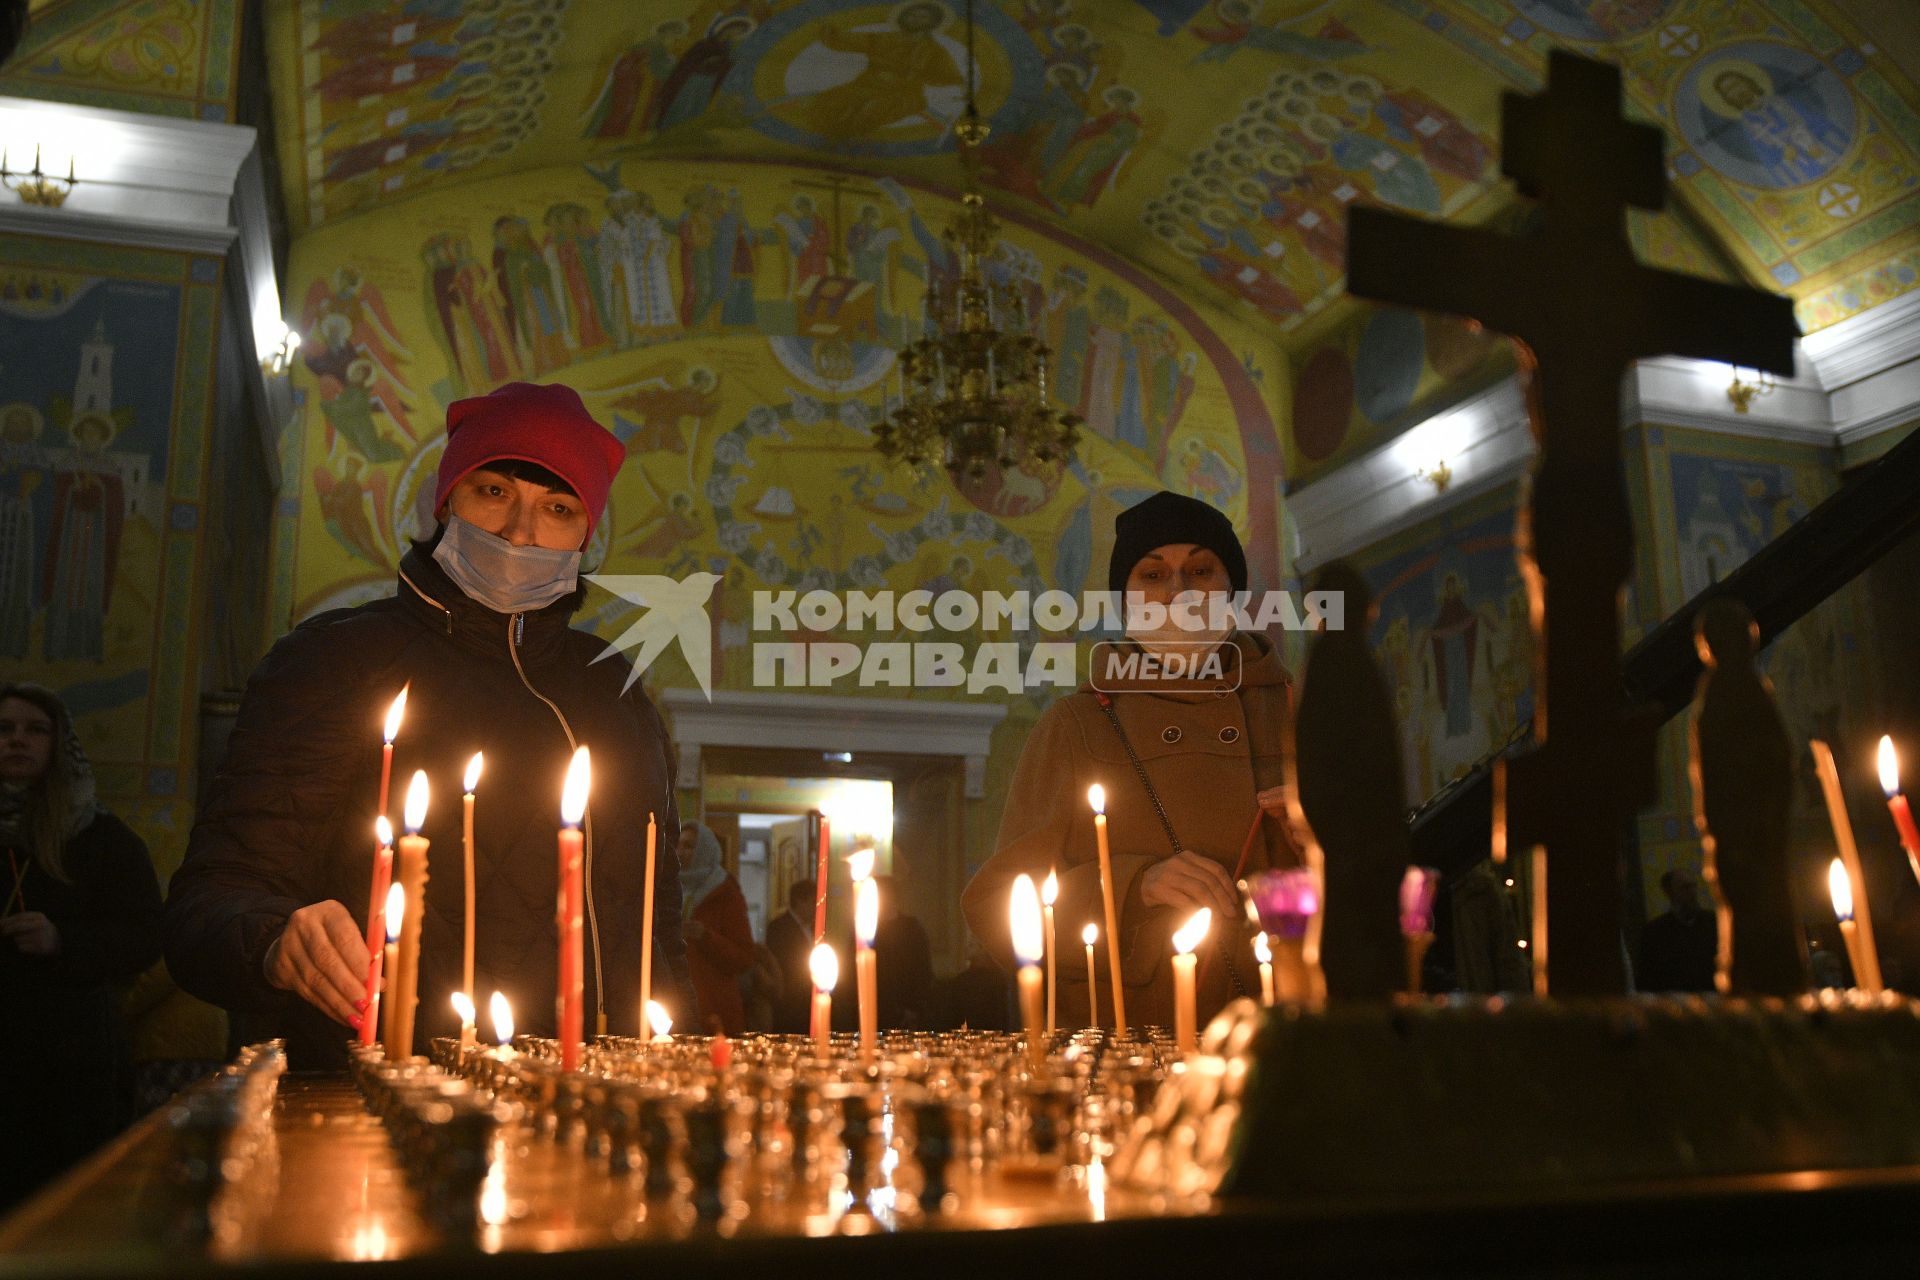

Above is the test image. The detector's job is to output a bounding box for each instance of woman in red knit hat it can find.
[166,383,693,1067]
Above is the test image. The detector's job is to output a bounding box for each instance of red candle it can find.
[377,685,408,818]
[358,816,394,1045]
[639,813,656,1030]
[557,747,590,1072]
[1878,736,1920,888]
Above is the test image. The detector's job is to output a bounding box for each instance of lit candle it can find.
[1253,932,1275,1006]
[1829,858,1880,996]
[1530,845,1548,997]
[1171,908,1211,1055]
[639,811,656,1031]
[379,883,404,1058]
[557,747,590,1072]
[378,685,408,818]
[1082,923,1100,1028]
[489,990,515,1056]
[1878,736,1920,888]
[1812,740,1884,995]
[1399,865,1441,999]
[1087,785,1128,1036]
[450,991,476,1051]
[850,847,879,1062]
[359,816,394,1046]
[1040,870,1059,1035]
[461,753,482,1048]
[809,944,838,1058]
[391,772,431,1058]
[813,808,832,945]
[1010,874,1046,1070]
[645,999,673,1044]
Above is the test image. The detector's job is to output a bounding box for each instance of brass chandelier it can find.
[871,1,1080,480]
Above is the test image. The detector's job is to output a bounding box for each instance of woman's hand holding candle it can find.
[266,900,370,1026]
[1138,850,1240,922]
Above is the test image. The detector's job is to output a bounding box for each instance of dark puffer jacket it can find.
[166,544,688,1068]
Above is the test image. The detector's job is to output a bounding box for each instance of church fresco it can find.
[0,236,225,874]
[0,0,242,120]
[280,158,1283,708]
[269,0,1920,350]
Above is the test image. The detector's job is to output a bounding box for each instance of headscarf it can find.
[0,682,100,881]
[680,823,728,916]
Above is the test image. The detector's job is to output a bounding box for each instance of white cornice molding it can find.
[1800,288,1920,391]
[0,202,235,253]
[1625,354,1835,447]
[658,689,1008,798]
[0,95,255,227]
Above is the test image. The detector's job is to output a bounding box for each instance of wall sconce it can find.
[0,145,78,207]
[260,324,301,376]
[1726,367,1776,414]
[1417,459,1453,493]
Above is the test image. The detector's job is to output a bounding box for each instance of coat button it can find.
[1162,726,1182,744]
[1220,726,1240,743]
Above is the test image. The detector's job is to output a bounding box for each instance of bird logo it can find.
[584,572,722,699]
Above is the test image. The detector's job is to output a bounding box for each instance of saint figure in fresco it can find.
[41,413,128,663]
[610,367,722,456]
[543,203,614,357]
[1045,86,1143,211]
[492,215,570,374]
[646,15,754,132]
[774,194,833,297]
[1701,60,1852,187]
[1041,265,1091,410]
[711,189,760,329]
[312,455,389,569]
[582,20,686,140]
[600,190,680,343]
[0,403,45,659]
[422,233,517,393]
[844,204,900,313]
[678,187,718,327]
[784,3,964,139]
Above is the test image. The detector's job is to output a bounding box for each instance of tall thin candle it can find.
[1087,785,1128,1036]
[1082,923,1100,1028]
[1530,846,1548,998]
[850,847,879,1062]
[1253,932,1275,1006]
[379,883,404,1058]
[1877,736,1920,887]
[359,817,394,1046]
[1041,870,1058,1035]
[1812,740,1883,994]
[813,808,831,944]
[377,685,408,818]
[1829,858,1879,995]
[640,812,656,1027]
[1171,908,1211,1055]
[461,753,482,1048]
[809,944,837,1058]
[391,772,431,1059]
[1010,874,1046,1070]
[557,747,590,1072]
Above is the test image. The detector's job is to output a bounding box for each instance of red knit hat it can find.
[434,382,625,534]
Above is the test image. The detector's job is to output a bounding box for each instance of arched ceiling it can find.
[4,1,1916,343]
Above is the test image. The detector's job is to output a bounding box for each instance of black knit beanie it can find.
[1107,491,1248,595]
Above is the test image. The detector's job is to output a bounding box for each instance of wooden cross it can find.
[1345,51,1798,994]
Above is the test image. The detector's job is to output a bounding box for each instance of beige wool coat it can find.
[962,633,1298,1031]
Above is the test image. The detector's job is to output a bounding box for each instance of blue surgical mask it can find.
[432,515,582,615]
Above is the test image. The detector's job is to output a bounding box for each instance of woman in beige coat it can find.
[961,492,1300,1031]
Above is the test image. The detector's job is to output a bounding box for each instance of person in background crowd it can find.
[765,876,814,1033]
[1636,867,1718,992]
[0,683,163,1210]
[873,874,933,1028]
[680,822,753,1034]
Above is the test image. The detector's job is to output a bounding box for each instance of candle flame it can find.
[374,815,393,848]
[854,875,879,946]
[1087,783,1106,815]
[451,991,475,1025]
[1009,873,1044,965]
[809,942,839,992]
[403,770,429,833]
[645,1000,673,1038]
[1879,735,1901,797]
[1829,857,1854,922]
[847,846,875,881]
[1041,869,1059,906]
[1253,932,1272,964]
[489,991,513,1045]
[1172,907,1212,956]
[383,685,408,744]
[560,746,591,826]
[384,882,405,942]
[1082,922,1099,946]
[464,752,484,794]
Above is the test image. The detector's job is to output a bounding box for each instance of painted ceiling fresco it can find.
[0,0,241,120]
[259,0,1920,344]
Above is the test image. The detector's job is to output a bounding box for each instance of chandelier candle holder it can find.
[872,0,1080,481]
[0,146,77,206]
